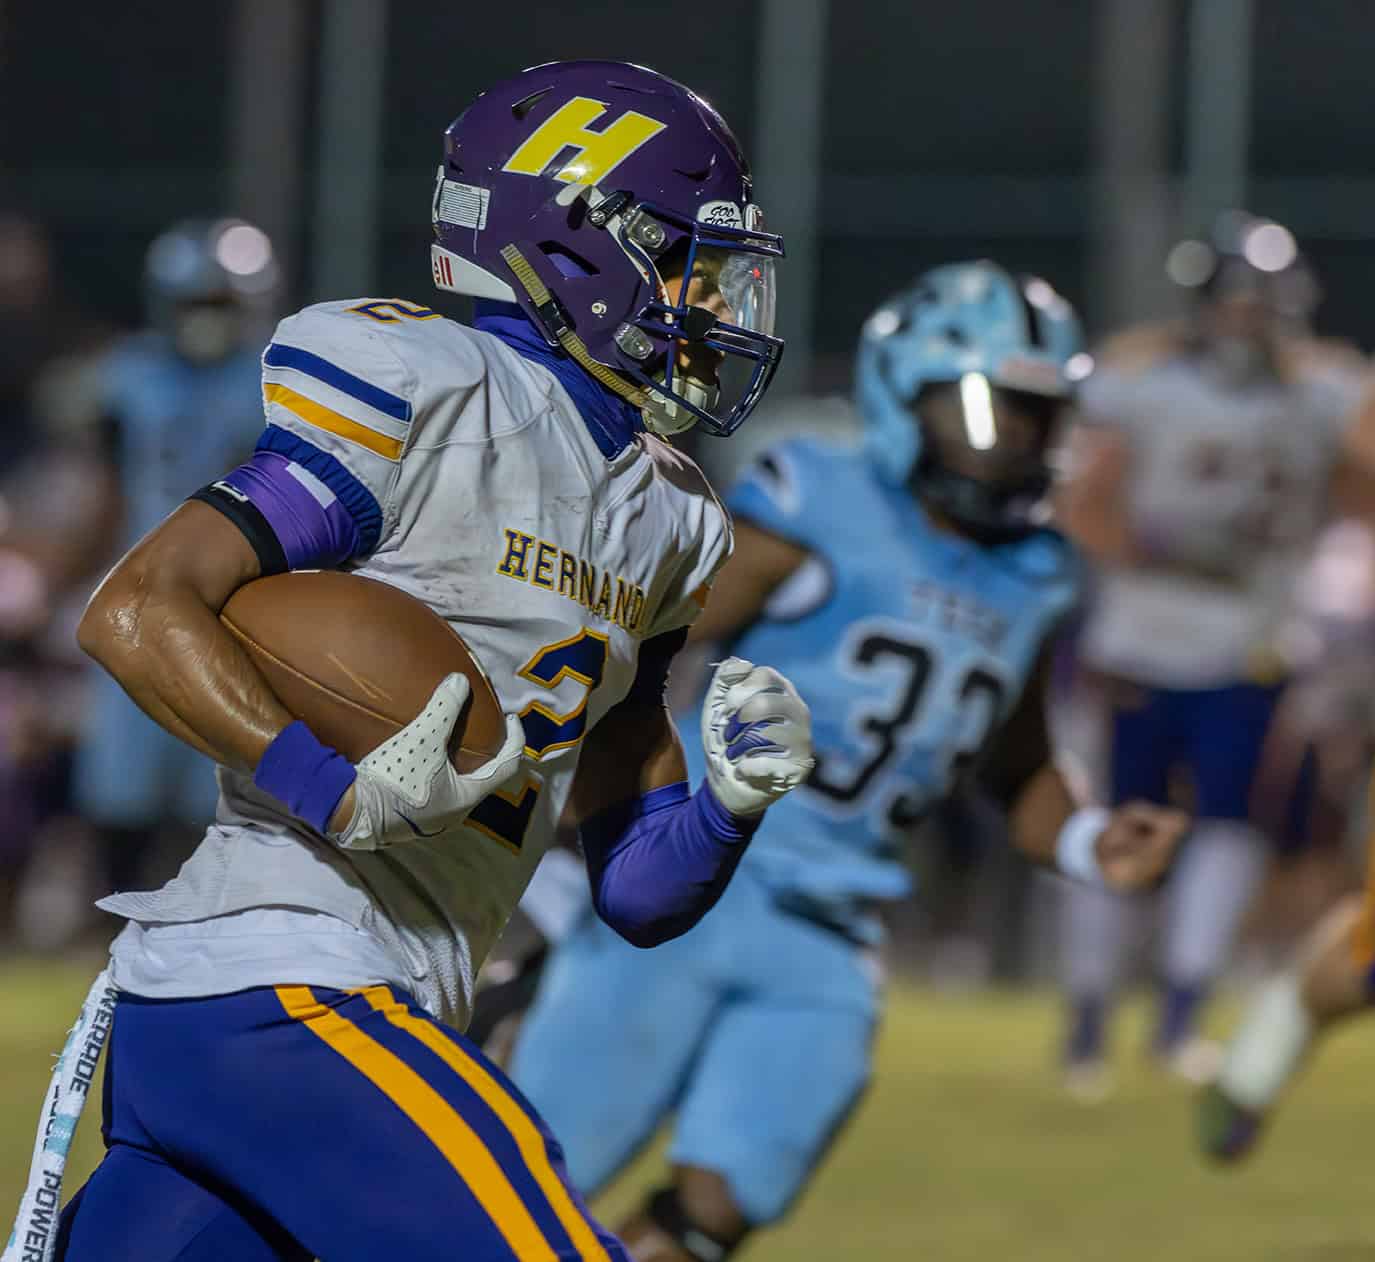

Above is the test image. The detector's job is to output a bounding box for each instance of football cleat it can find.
[1197,1083,1266,1165]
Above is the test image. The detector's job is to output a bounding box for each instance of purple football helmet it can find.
[431,60,784,437]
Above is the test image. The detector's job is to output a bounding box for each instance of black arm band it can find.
[621,626,689,709]
[189,482,289,576]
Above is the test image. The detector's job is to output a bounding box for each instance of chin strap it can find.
[499,244,650,409]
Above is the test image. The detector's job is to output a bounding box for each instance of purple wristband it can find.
[253,721,357,835]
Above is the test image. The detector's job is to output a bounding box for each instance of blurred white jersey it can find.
[1076,330,1367,687]
[99,299,730,1025]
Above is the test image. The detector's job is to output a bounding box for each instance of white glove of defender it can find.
[333,673,526,850]
[701,656,814,818]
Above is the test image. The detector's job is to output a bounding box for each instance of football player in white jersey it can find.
[1055,212,1374,1092]
[9,62,812,1262]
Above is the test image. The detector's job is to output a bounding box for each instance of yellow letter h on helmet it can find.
[502,97,667,186]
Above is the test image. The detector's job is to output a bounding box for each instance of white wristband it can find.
[1055,806,1111,885]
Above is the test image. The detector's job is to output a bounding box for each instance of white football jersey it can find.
[99,298,731,1025]
[1076,332,1368,687]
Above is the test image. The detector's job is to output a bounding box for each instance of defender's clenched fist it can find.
[1095,802,1190,892]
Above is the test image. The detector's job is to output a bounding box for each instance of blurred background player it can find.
[507,262,1186,1262]
[1054,211,1375,1093]
[1199,774,1375,1164]
[71,217,278,897]
[1199,497,1375,1161]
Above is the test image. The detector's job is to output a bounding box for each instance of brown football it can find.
[220,571,505,772]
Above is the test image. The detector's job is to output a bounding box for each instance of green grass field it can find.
[3,958,1373,1260]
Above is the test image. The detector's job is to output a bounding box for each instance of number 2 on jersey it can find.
[467,629,609,851]
[518,629,610,758]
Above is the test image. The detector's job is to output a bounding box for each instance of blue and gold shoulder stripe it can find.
[262,339,412,461]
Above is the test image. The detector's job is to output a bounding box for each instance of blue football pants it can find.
[57,985,628,1261]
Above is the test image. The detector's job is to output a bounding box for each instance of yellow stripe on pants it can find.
[275,985,559,1261]
[359,986,611,1262]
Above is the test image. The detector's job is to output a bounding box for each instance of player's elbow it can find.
[77,556,157,676]
[592,890,694,949]
[611,923,674,949]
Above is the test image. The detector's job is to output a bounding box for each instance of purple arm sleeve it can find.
[219,450,362,569]
[581,781,761,948]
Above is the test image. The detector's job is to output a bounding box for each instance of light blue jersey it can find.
[516,263,1090,1235]
[104,333,264,545]
[681,436,1080,936]
[517,440,1081,1219]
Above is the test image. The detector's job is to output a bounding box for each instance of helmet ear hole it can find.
[538,242,600,279]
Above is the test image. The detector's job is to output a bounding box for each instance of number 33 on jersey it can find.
[711,437,1080,854]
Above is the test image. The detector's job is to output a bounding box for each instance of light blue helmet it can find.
[856,260,1088,488]
[144,218,280,361]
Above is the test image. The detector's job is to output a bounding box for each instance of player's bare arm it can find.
[686,519,809,646]
[982,652,1187,891]
[77,499,285,770]
[82,501,361,834]
[79,496,524,845]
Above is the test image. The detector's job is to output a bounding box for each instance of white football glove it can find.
[332,673,526,851]
[701,656,814,818]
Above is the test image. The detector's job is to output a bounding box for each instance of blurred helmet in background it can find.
[856,260,1089,542]
[144,218,279,363]
[431,59,784,438]
[1167,210,1319,338]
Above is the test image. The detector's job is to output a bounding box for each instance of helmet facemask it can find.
[604,201,783,437]
[910,377,1067,543]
